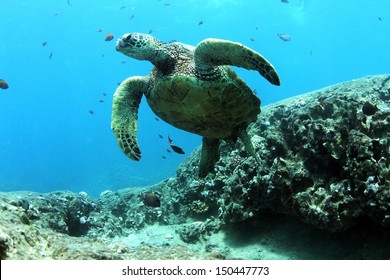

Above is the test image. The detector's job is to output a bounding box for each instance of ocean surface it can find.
[0,0,389,198]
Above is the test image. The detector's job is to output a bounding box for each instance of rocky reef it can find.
[1,75,389,260]
[175,74,390,232]
[0,191,207,260]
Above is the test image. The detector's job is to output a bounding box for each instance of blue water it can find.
[0,0,389,198]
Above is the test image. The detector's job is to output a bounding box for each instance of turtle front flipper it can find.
[199,137,220,178]
[194,39,280,86]
[111,76,149,161]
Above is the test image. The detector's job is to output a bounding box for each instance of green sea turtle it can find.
[111,32,280,177]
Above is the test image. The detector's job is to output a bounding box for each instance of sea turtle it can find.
[111,32,280,177]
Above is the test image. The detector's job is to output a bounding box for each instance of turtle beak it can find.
[116,38,125,51]
[116,33,133,51]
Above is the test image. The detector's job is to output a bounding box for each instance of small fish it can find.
[119,5,126,10]
[104,33,114,41]
[277,33,291,41]
[155,117,159,121]
[67,0,72,6]
[162,156,166,159]
[170,145,185,154]
[97,99,104,103]
[281,0,289,3]
[42,41,48,46]
[148,29,154,34]
[250,38,255,42]
[362,101,379,116]
[49,52,53,59]
[163,3,170,6]
[88,109,95,114]
[167,135,185,154]
[141,192,161,207]
[120,60,126,64]
[96,28,103,32]
[53,13,59,17]
[253,89,257,95]
[378,16,382,21]
[0,79,9,90]
[129,14,135,20]
[102,92,107,96]
[158,134,163,139]
[166,149,172,153]
[198,20,203,26]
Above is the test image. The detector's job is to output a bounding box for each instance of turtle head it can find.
[117,32,176,74]
[116,33,163,61]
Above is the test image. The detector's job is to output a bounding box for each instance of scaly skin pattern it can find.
[112,33,280,176]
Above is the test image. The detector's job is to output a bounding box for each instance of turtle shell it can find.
[145,66,260,139]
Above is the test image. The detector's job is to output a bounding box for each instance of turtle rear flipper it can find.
[111,76,149,161]
[199,137,220,178]
[239,128,261,165]
[194,38,280,86]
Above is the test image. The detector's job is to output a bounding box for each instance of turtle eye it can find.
[123,34,132,42]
